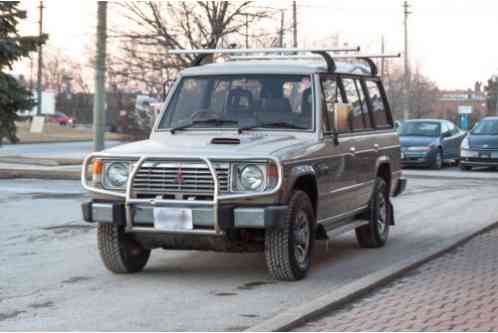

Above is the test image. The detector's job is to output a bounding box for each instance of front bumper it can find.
[82,201,288,231]
[400,150,434,166]
[461,158,498,167]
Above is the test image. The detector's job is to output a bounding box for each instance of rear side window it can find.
[366,80,391,128]
[320,77,342,132]
[343,78,371,131]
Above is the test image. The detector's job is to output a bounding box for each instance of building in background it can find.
[433,82,488,129]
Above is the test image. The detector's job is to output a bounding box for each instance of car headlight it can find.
[233,163,279,193]
[239,165,265,191]
[103,162,130,189]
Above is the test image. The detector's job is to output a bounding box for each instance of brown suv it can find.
[81,48,406,281]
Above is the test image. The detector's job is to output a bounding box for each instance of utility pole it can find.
[244,14,249,49]
[292,1,297,48]
[279,10,285,48]
[36,1,44,116]
[403,1,411,120]
[495,75,498,116]
[93,1,107,152]
[380,35,386,79]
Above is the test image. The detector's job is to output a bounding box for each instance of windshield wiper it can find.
[238,122,307,134]
[170,118,239,134]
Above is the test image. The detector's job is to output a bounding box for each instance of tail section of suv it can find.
[81,48,406,281]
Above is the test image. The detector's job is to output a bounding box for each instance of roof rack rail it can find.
[167,47,360,68]
[166,48,400,75]
[231,53,401,76]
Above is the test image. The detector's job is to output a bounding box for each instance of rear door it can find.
[341,77,377,210]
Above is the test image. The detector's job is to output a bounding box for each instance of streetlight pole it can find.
[93,1,107,152]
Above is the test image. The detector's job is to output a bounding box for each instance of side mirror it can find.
[442,131,451,139]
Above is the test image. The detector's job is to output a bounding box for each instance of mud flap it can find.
[387,199,395,225]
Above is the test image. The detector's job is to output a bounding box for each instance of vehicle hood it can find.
[102,132,314,159]
[399,136,439,148]
[468,134,498,149]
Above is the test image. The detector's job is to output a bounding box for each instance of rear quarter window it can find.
[366,80,391,128]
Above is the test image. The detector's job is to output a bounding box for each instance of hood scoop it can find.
[210,137,241,145]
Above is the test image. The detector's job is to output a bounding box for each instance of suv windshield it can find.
[399,121,441,137]
[159,75,313,131]
[471,119,498,135]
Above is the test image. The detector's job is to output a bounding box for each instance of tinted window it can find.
[471,119,498,135]
[399,122,441,137]
[366,80,390,128]
[160,75,313,130]
[343,78,370,130]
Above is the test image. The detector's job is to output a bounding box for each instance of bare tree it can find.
[110,1,276,95]
[385,64,440,120]
[39,49,90,94]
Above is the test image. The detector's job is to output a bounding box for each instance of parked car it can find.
[80,49,406,281]
[460,116,498,171]
[47,111,74,127]
[399,119,466,169]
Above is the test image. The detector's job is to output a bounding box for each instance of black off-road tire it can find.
[265,190,315,281]
[355,177,390,248]
[97,223,151,274]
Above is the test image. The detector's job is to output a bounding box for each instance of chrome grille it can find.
[132,161,229,196]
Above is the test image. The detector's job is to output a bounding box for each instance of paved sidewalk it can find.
[296,227,498,331]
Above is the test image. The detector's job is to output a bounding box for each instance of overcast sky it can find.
[14,0,498,90]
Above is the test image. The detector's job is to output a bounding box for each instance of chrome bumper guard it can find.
[81,154,284,236]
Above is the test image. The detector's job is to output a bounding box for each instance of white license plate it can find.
[153,208,193,231]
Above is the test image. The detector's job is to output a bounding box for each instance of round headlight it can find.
[240,165,265,191]
[105,162,129,188]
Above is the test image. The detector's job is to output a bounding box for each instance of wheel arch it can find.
[375,158,392,195]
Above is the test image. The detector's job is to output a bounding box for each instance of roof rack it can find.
[167,47,360,68]
[230,53,401,76]
[166,48,400,76]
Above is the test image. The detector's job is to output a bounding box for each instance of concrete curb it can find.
[248,221,498,332]
[0,168,80,180]
[407,174,498,182]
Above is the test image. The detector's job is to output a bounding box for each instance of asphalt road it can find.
[0,141,123,160]
[2,170,498,331]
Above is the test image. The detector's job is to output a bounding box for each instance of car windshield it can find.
[471,119,498,135]
[399,122,441,137]
[159,74,314,131]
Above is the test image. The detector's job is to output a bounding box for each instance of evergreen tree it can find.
[0,2,46,145]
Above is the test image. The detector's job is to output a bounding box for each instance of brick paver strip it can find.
[295,227,498,331]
